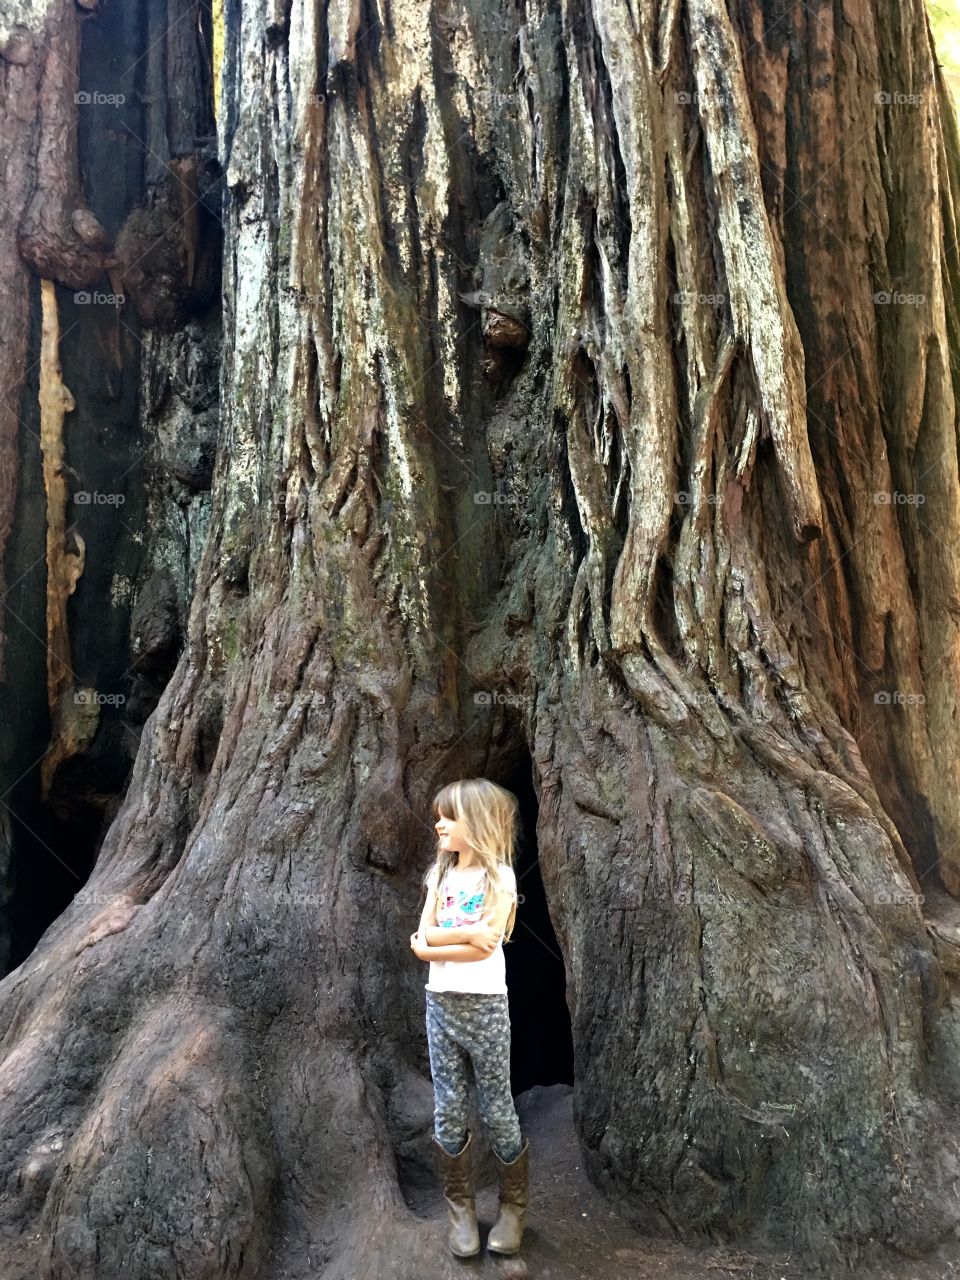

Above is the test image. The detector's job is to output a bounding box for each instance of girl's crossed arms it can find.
[409,873,513,963]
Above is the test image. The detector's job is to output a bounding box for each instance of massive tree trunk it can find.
[2,0,960,1276]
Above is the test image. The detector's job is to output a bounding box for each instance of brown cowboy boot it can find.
[486,1138,530,1254]
[432,1131,481,1257]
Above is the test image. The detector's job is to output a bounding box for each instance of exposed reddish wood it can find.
[36,278,90,801]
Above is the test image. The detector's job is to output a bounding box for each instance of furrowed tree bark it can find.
[1,0,960,1277]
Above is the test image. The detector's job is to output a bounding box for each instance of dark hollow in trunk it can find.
[504,753,575,1096]
[4,793,100,973]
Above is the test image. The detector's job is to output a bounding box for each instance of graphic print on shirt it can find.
[440,878,487,928]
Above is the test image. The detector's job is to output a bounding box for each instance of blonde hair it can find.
[423,778,519,942]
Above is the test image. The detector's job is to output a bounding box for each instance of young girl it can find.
[409,778,530,1259]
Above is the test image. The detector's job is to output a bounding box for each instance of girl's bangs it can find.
[431,784,461,822]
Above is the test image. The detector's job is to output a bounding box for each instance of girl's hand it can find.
[410,932,431,961]
[467,922,500,954]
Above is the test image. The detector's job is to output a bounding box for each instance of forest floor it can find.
[407,1083,960,1280]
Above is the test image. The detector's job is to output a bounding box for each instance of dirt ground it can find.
[406,1083,960,1280]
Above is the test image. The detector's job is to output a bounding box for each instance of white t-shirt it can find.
[424,862,517,995]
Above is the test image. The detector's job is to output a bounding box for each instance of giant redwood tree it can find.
[1,0,960,1274]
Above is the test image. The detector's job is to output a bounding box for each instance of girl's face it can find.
[435,811,472,855]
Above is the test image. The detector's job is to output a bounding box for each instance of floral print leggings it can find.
[426,990,524,1162]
